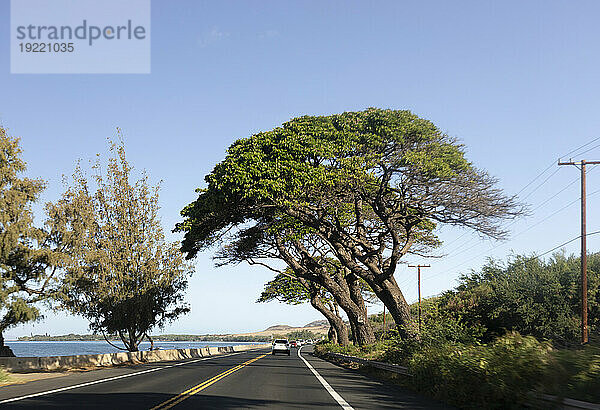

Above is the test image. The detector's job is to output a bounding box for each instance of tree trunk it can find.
[367,276,415,338]
[347,317,357,343]
[343,271,376,345]
[120,329,141,352]
[346,271,374,342]
[147,333,155,351]
[323,236,415,339]
[313,266,374,345]
[331,291,374,345]
[309,295,349,346]
[328,326,338,344]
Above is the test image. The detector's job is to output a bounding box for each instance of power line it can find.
[396,273,417,289]
[514,162,556,197]
[517,136,600,201]
[437,232,477,256]
[423,230,600,285]
[440,238,492,262]
[519,168,561,201]
[560,136,600,159]
[496,172,585,234]
[437,190,587,270]
[508,184,600,242]
[521,230,600,263]
[527,174,581,213]
[568,141,600,159]
[435,231,469,253]
[438,139,600,256]
[424,183,600,280]
[440,165,597,261]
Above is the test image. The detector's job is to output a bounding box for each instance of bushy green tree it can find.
[441,252,599,345]
[0,128,49,356]
[47,137,193,352]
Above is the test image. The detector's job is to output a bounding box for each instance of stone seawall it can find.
[0,343,271,373]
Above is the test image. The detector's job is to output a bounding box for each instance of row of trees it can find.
[0,129,192,354]
[177,108,523,345]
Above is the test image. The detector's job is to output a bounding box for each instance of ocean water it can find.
[3,341,262,357]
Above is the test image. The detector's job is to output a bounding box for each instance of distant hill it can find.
[232,322,329,339]
[264,324,293,331]
[304,320,327,328]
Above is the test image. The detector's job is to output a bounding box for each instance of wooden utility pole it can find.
[382,305,386,339]
[408,264,430,334]
[558,159,600,344]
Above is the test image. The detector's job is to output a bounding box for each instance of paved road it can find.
[0,346,451,409]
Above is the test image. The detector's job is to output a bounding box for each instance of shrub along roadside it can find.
[315,333,600,408]
[407,333,551,409]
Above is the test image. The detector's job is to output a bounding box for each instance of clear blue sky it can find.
[2,0,600,338]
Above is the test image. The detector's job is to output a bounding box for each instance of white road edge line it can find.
[298,346,354,410]
[0,351,244,404]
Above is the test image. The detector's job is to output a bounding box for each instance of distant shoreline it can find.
[12,322,329,343]
[15,334,271,343]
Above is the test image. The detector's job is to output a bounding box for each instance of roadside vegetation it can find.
[0,129,54,357]
[284,330,320,341]
[315,252,600,407]
[0,369,9,384]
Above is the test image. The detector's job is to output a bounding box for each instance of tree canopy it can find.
[177,108,523,339]
[258,273,313,305]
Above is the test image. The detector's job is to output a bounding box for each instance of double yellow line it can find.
[151,353,268,409]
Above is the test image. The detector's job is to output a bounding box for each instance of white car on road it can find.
[272,339,290,356]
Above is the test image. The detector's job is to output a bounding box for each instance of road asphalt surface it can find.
[0,345,451,409]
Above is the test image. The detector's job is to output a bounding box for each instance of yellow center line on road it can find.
[150,353,268,409]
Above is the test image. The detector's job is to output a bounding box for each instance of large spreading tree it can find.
[0,128,51,356]
[47,137,193,352]
[177,108,522,338]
